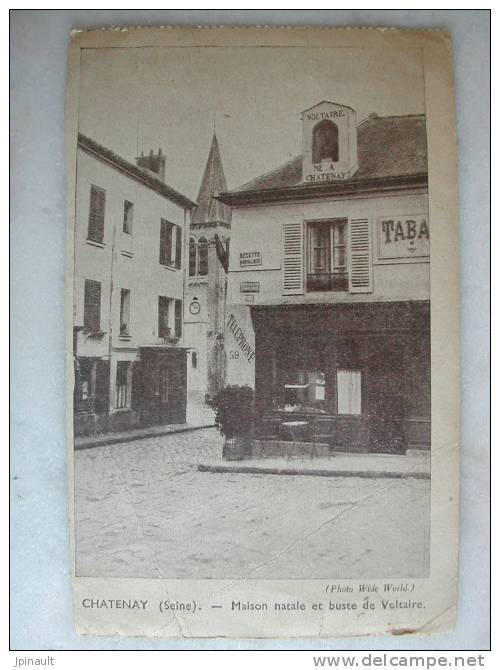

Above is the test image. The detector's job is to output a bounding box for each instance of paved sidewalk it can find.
[74,421,215,450]
[198,450,430,479]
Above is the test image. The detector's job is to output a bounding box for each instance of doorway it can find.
[159,365,169,414]
[366,335,408,454]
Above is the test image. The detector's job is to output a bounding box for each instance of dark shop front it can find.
[74,346,187,436]
[252,302,430,454]
[133,347,188,427]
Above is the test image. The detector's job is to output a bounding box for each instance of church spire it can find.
[192,133,231,226]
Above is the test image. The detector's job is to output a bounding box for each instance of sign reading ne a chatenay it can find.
[378,214,430,260]
[239,250,262,267]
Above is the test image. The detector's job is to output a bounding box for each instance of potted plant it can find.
[209,385,255,460]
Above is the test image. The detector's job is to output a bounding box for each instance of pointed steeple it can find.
[192,133,231,226]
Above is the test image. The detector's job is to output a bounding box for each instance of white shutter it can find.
[348,217,373,293]
[282,222,304,295]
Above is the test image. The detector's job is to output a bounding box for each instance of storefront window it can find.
[337,369,361,415]
[307,220,347,291]
[283,370,326,411]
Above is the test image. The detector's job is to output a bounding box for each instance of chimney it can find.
[135,147,166,181]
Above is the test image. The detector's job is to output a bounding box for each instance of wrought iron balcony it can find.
[306,271,348,292]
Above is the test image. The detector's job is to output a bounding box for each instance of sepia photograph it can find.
[63,26,461,639]
[72,39,431,582]
[11,7,492,652]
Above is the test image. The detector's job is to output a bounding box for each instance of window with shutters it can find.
[123,200,133,234]
[282,222,304,295]
[119,288,130,337]
[348,218,373,293]
[87,185,106,243]
[306,219,347,292]
[158,296,171,338]
[83,279,102,333]
[174,299,182,338]
[159,219,174,266]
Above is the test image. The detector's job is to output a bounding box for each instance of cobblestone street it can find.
[74,428,430,579]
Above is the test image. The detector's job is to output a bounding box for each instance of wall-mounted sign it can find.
[240,281,260,293]
[227,313,255,363]
[239,251,262,267]
[304,166,351,183]
[301,101,358,183]
[378,214,430,260]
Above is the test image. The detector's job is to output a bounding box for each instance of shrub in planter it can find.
[209,385,255,460]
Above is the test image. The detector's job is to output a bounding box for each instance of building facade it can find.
[219,101,430,454]
[184,134,231,421]
[73,135,196,436]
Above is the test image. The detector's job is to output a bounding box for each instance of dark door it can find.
[94,359,110,417]
[159,364,170,421]
[366,335,408,454]
[167,351,187,424]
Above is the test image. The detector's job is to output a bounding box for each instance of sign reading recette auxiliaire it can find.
[239,251,262,267]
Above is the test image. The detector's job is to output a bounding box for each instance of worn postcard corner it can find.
[66,26,460,640]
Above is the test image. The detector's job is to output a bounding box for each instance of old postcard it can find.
[66,27,460,638]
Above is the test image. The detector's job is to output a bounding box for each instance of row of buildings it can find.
[73,100,430,453]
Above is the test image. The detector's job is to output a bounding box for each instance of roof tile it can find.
[231,114,427,194]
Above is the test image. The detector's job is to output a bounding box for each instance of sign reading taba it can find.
[378,215,430,260]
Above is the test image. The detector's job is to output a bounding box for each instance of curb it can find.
[197,463,430,480]
[75,424,215,450]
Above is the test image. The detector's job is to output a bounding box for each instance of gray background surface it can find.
[10,9,490,650]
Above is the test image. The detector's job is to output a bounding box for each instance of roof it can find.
[221,114,427,205]
[192,133,231,225]
[77,133,197,210]
[301,100,356,114]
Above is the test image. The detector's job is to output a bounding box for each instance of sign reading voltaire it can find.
[304,109,346,122]
[378,214,430,259]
